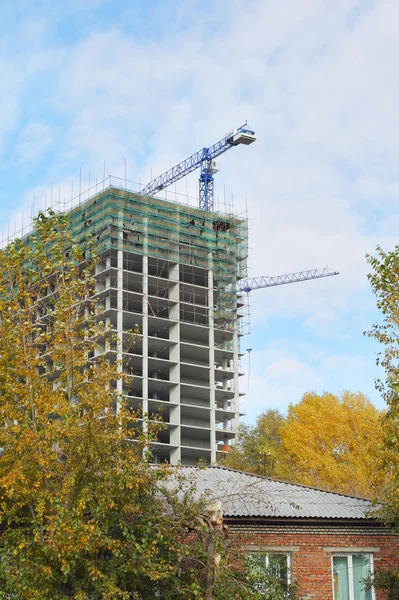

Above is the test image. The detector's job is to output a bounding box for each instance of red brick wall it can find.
[228,521,399,600]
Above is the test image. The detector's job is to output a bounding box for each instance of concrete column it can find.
[169,262,180,465]
[116,225,124,414]
[142,219,149,422]
[142,254,148,420]
[208,266,216,464]
[104,254,112,354]
[233,329,240,435]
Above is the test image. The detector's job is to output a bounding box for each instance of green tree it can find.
[363,244,399,596]
[366,245,399,520]
[223,409,287,476]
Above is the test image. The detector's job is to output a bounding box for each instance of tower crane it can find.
[141,125,339,294]
[141,123,256,211]
[238,267,339,293]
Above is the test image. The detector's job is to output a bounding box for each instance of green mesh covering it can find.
[65,187,248,331]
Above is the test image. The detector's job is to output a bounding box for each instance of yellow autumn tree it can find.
[281,391,387,498]
[0,210,292,600]
[0,211,210,600]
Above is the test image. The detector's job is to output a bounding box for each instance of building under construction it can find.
[11,124,336,465]
[66,185,248,465]
[9,123,337,465]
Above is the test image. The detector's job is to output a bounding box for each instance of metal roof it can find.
[175,466,375,520]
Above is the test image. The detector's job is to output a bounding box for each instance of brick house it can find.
[180,466,399,600]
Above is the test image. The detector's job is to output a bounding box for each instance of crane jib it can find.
[238,268,339,293]
[140,123,256,211]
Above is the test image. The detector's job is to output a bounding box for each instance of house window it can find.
[332,554,374,600]
[246,551,291,593]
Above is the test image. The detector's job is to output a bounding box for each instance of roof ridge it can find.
[202,465,374,502]
[171,466,378,520]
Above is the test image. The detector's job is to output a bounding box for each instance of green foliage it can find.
[203,544,299,600]
[242,555,299,600]
[222,409,286,476]
[365,568,399,600]
[366,245,399,523]
[365,246,399,594]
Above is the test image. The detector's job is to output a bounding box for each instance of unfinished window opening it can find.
[148,258,169,279]
[212,220,230,232]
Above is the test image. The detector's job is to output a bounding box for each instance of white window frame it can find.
[331,553,375,600]
[247,551,292,584]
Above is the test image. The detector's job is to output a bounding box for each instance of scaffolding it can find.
[5,180,248,464]
[65,186,248,333]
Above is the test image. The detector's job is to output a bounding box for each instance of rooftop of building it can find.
[174,465,378,521]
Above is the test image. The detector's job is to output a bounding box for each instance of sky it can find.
[0,0,398,423]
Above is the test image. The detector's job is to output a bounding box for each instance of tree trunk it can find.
[205,500,223,600]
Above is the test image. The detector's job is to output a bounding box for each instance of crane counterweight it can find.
[228,130,256,146]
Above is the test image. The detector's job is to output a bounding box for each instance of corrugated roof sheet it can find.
[175,466,374,520]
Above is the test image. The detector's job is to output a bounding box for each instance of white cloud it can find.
[0,59,22,155]
[3,0,399,420]
[30,1,399,331]
[241,340,375,423]
[17,123,54,164]
[0,175,86,247]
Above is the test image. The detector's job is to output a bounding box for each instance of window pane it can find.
[246,553,268,594]
[333,556,350,600]
[246,552,289,595]
[268,553,289,583]
[352,555,372,600]
[247,553,267,571]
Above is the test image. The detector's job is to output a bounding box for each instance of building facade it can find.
[179,466,399,600]
[66,186,248,465]
[235,521,398,600]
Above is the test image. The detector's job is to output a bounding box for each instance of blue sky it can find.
[1,0,397,422]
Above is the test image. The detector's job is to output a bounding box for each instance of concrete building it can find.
[66,185,248,465]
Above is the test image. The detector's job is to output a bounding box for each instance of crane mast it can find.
[238,268,339,293]
[141,123,256,211]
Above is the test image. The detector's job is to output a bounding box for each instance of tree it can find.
[362,244,399,596]
[0,210,298,600]
[366,244,399,522]
[281,391,386,498]
[223,393,386,498]
[0,210,201,599]
[223,409,287,477]
[178,498,299,600]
